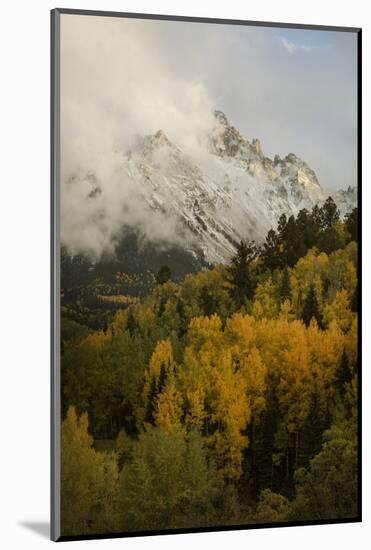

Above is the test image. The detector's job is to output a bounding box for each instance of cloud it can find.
[60,15,217,257]
[279,36,324,54]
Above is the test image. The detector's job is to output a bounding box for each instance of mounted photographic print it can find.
[51,8,361,542]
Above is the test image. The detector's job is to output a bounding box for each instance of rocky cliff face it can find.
[70,110,357,264]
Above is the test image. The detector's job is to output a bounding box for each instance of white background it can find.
[0,0,369,548]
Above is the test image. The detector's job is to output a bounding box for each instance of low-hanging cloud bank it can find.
[61,15,218,257]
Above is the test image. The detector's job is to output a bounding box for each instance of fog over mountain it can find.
[60,15,357,261]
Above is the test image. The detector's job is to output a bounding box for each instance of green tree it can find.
[262,229,282,271]
[226,240,257,307]
[302,283,323,328]
[345,208,358,242]
[126,308,136,336]
[280,268,291,301]
[291,418,357,520]
[145,377,158,425]
[158,363,167,394]
[254,489,290,523]
[317,226,344,255]
[281,214,306,266]
[335,348,352,395]
[200,285,216,316]
[320,197,340,229]
[299,388,329,466]
[156,265,172,285]
[296,208,318,250]
[61,407,118,536]
[116,427,223,531]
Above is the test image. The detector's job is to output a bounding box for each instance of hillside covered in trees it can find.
[60,198,359,536]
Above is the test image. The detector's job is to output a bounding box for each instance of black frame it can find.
[51,7,362,542]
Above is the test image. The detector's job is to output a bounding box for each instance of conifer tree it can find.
[158,297,166,317]
[280,268,291,301]
[320,197,340,229]
[176,298,187,337]
[345,207,358,242]
[335,348,352,394]
[158,364,167,394]
[299,389,329,466]
[200,285,215,316]
[156,265,172,285]
[262,229,282,271]
[145,377,158,425]
[302,284,323,328]
[226,240,256,307]
[126,308,136,336]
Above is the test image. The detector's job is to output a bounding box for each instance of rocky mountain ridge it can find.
[73,110,357,264]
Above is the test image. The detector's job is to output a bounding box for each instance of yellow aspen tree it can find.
[84,330,110,350]
[253,278,279,319]
[344,317,358,372]
[178,347,209,430]
[61,407,118,536]
[155,377,183,432]
[207,348,250,480]
[279,299,295,321]
[144,340,174,389]
[225,313,256,353]
[141,340,175,427]
[323,290,353,332]
[242,347,267,418]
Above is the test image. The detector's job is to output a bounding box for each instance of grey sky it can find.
[61,14,358,194]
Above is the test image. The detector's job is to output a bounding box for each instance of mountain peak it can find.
[214,109,230,126]
[154,129,167,139]
[153,129,171,145]
[251,138,262,156]
[133,129,174,158]
[274,152,322,190]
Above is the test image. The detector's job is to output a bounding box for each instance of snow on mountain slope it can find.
[65,110,357,264]
[115,111,355,263]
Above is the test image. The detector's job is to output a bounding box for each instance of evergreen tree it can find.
[156,265,172,285]
[253,386,279,493]
[126,308,136,336]
[345,208,358,242]
[200,286,215,316]
[158,364,167,394]
[158,297,166,317]
[296,208,317,250]
[176,298,185,318]
[176,298,187,337]
[282,215,304,267]
[335,348,352,395]
[262,229,282,271]
[280,268,291,301]
[277,213,288,235]
[145,377,158,425]
[311,203,323,228]
[226,240,257,307]
[320,197,340,229]
[317,226,343,254]
[302,284,323,328]
[292,417,357,521]
[299,388,329,466]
